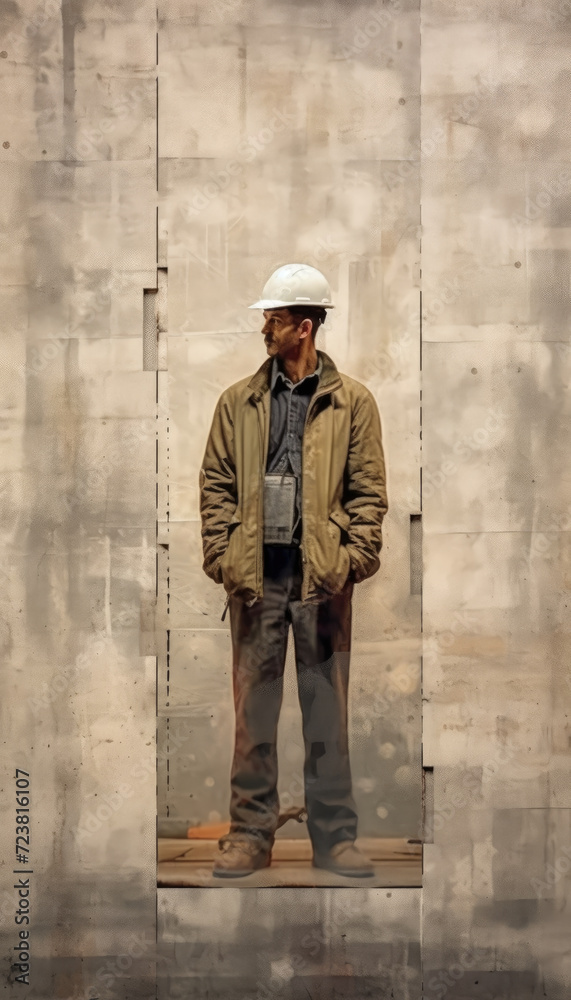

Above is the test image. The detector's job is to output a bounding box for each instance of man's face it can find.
[261,308,311,357]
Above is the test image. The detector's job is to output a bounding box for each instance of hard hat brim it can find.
[248,299,335,309]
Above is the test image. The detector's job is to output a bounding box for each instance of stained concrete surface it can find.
[1,0,570,998]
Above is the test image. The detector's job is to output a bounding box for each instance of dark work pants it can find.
[227,543,358,855]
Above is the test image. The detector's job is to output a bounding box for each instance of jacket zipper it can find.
[256,397,266,597]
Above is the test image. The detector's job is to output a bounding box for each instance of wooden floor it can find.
[158,837,423,887]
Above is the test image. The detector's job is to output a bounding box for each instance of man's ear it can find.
[298,318,313,341]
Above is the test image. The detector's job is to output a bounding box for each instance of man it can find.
[199,263,388,878]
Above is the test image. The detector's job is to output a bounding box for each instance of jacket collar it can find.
[270,352,323,391]
[248,349,342,402]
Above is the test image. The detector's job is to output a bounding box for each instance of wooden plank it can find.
[159,837,422,864]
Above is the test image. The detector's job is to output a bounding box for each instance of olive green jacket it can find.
[199,349,388,605]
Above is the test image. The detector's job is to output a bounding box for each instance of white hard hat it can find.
[248,263,335,309]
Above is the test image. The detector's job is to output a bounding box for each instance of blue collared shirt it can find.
[266,354,323,530]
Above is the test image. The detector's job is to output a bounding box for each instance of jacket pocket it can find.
[320,515,351,594]
[328,507,351,543]
[219,512,242,590]
[220,512,241,563]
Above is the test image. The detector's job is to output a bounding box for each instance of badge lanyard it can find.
[263,472,298,545]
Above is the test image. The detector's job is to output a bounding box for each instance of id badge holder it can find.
[263,473,297,545]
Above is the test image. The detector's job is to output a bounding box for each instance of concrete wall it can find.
[0,0,569,998]
[421,1,571,996]
[0,0,158,996]
[158,887,421,999]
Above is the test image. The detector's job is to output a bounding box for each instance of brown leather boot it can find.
[313,841,375,878]
[212,833,272,878]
